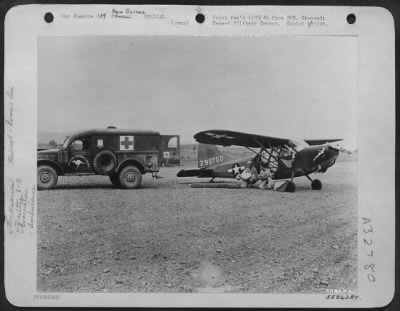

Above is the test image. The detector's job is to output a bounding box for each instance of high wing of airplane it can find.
[193,130,290,148]
[177,129,342,192]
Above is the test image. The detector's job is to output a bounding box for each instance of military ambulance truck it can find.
[37,128,179,190]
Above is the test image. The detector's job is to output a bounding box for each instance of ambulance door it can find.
[66,136,93,174]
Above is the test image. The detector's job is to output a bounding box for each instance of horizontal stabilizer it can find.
[177,169,214,178]
[305,139,343,146]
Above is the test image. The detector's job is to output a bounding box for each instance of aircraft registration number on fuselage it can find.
[199,156,224,168]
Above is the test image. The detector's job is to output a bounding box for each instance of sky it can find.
[38,35,358,149]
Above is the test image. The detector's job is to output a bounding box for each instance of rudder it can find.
[198,143,225,168]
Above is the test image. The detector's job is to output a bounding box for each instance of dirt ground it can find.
[37,161,358,293]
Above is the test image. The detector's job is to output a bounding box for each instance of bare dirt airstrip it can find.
[37,160,357,293]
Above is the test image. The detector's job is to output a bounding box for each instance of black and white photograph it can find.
[36,33,359,293]
[4,5,395,308]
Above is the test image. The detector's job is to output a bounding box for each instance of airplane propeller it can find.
[313,147,326,162]
[313,142,349,163]
[328,142,354,154]
[327,142,343,151]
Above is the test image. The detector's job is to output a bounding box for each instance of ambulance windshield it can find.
[62,136,70,149]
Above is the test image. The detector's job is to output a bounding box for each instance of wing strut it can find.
[245,137,298,171]
[245,137,281,170]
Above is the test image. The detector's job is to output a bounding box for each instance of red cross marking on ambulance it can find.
[120,136,134,150]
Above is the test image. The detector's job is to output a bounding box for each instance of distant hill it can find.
[38,131,70,145]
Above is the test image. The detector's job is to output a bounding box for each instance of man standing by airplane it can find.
[258,165,274,190]
[237,159,260,188]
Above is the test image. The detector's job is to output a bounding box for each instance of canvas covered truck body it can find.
[37,128,180,190]
[159,135,181,166]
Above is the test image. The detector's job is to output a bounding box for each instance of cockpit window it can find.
[289,139,309,152]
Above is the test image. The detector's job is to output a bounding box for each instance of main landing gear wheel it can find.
[311,179,322,190]
[286,181,296,193]
[37,165,58,190]
[118,166,142,189]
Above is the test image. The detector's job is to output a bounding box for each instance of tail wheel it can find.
[93,150,117,174]
[286,181,296,193]
[37,165,58,190]
[311,179,322,190]
[109,173,121,188]
[118,166,142,189]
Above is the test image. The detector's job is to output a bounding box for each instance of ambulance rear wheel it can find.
[37,165,58,190]
[311,179,322,190]
[109,173,121,188]
[118,166,142,189]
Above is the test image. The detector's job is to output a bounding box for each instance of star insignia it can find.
[205,132,235,140]
[228,163,245,175]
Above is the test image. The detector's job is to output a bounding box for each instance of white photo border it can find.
[4,4,395,308]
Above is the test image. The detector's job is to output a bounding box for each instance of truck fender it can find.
[116,159,145,174]
[37,159,64,175]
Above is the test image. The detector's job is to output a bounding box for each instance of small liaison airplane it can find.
[177,129,342,192]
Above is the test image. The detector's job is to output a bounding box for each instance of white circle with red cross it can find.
[120,136,134,150]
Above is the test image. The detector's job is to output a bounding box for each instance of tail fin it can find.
[198,143,226,168]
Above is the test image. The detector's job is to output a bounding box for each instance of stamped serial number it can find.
[325,294,358,300]
[34,294,60,300]
[199,156,224,167]
[361,217,376,282]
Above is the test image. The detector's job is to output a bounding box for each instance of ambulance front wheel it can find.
[118,166,142,189]
[37,165,58,190]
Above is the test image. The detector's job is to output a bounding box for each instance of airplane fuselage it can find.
[204,144,339,180]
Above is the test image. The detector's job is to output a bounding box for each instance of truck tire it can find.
[109,173,121,188]
[118,166,142,189]
[37,165,58,190]
[93,150,117,174]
